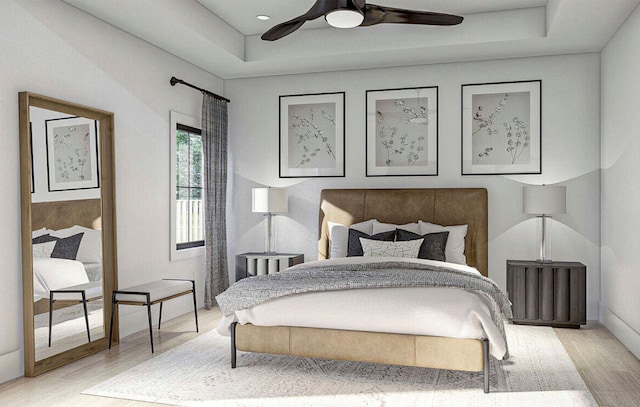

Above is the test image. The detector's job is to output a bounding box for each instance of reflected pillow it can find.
[347,229,396,257]
[50,225,102,263]
[396,229,448,262]
[32,240,57,258]
[32,232,84,260]
[360,238,423,258]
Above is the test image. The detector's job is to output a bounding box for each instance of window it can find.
[170,111,204,260]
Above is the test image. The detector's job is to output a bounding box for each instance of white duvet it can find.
[216,257,508,359]
[33,257,90,302]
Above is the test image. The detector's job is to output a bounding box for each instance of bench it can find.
[108,279,198,353]
[48,280,102,347]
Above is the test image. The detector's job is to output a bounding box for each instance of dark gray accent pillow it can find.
[32,232,84,260]
[347,229,396,257]
[396,229,449,262]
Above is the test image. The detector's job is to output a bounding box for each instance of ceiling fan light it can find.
[325,9,364,28]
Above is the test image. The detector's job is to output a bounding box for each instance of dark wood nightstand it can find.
[506,260,586,328]
[235,253,304,281]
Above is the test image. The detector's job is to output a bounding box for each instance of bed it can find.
[217,188,509,393]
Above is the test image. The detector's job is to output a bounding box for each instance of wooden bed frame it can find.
[231,188,492,393]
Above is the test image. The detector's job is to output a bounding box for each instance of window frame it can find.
[170,111,205,261]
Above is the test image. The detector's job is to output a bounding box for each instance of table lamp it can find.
[252,187,288,254]
[523,185,566,263]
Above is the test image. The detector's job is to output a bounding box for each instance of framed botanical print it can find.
[366,86,438,176]
[461,80,541,175]
[279,92,345,178]
[45,116,100,191]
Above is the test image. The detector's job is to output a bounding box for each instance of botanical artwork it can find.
[280,92,345,178]
[46,116,99,191]
[462,80,541,175]
[366,87,438,176]
[375,97,428,167]
[287,102,336,169]
[51,122,93,183]
[472,92,530,165]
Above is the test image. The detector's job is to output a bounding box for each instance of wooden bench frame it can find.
[108,279,198,353]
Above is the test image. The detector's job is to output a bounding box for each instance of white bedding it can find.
[216,257,507,359]
[33,257,90,302]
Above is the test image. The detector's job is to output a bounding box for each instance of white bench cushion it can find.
[51,280,102,301]
[115,280,192,303]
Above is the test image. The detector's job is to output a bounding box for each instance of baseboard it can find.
[0,349,23,384]
[600,305,640,360]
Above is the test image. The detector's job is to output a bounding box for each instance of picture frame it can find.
[366,86,438,176]
[45,116,100,191]
[461,80,541,175]
[279,92,345,178]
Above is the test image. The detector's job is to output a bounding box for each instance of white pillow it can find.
[32,241,56,258]
[32,228,52,239]
[360,238,423,258]
[372,220,420,235]
[419,221,468,264]
[50,225,102,263]
[328,219,376,258]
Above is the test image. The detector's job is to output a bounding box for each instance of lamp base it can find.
[535,258,553,263]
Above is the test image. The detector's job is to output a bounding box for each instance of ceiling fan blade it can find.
[361,4,463,27]
[261,0,339,41]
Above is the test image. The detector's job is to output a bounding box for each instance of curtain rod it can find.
[170,76,230,103]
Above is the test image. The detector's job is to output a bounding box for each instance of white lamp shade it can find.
[252,188,288,213]
[325,9,364,28]
[523,185,566,215]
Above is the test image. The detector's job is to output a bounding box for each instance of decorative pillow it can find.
[32,233,84,260]
[347,229,396,257]
[360,238,423,258]
[372,220,420,235]
[419,221,468,264]
[328,219,377,258]
[32,241,57,258]
[396,229,449,262]
[50,225,102,263]
[32,228,52,239]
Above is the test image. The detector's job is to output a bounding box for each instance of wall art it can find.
[366,86,438,176]
[461,80,541,175]
[279,92,345,178]
[45,116,100,191]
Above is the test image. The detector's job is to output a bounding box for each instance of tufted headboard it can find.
[318,188,488,276]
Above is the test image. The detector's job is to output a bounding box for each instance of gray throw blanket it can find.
[216,260,513,350]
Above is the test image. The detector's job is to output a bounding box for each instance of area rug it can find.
[83,324,597,406]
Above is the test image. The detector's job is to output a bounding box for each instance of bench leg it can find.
[108,292,117,349]
[158,302,163,330]
[191,281,199,333]
[48,293,54,347]
[146,294,154,353]
[482,338,490,393]
[81,291,91,343]
[231,322,237,368]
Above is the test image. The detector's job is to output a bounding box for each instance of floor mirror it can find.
[19,92,118,376]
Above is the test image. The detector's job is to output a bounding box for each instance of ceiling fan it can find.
[261,0,464,41]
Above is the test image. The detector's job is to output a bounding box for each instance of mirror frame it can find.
[19,92,119,376]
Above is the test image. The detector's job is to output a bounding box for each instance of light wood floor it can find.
[1,310,639,406]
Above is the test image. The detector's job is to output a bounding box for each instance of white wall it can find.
[601,4,640,359]
[0,0,223,383]
[225,53,601,319]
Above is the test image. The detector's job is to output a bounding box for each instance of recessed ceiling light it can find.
[256,15,270,21]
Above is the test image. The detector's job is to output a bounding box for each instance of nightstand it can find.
[506,260,586,328]
[235,253,304,281]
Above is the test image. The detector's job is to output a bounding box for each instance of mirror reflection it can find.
[29,106,104,361]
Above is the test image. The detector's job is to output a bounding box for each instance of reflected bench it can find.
[108,279,198,353]
[48,280,102,347]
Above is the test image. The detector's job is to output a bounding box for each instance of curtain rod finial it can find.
[170,76,180,86]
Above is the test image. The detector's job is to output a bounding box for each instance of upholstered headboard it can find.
[318,188,488,276]
[31,198,102,231]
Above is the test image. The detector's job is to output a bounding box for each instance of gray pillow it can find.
[32,232,84,260]
[347,229,396,257]
[396,229,449,262]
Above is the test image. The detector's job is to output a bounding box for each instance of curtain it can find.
[202,93,229,309]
